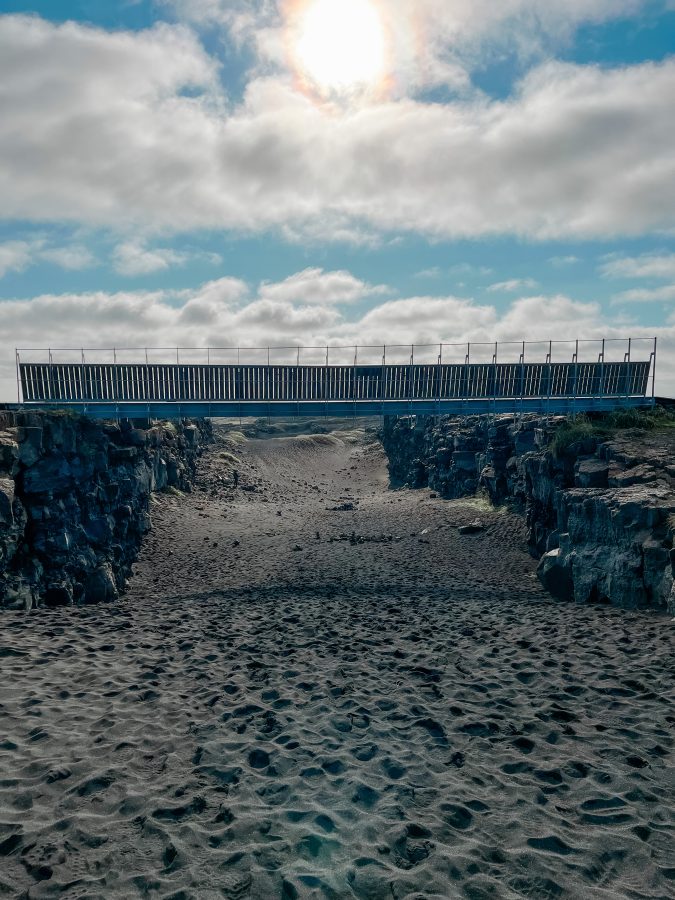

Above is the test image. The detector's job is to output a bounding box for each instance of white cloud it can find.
[0,237,96,278]
[2,16,675,243]
[0,241,33,279]
[601,253,675,280]
[39,244,96,271]
[612,284,675,304]
[162,0,646,93]
[112,240,223,276]
[549,255,580,267]
[258,268,389,305]
[448,263,493,277]
[112,241,188,276]
[487,278,539,293]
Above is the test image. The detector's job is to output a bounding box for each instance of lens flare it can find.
[290,0,388,99]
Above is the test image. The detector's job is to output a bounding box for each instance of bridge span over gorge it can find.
[12,338,657,419]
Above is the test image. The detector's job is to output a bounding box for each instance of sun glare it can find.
[292,0,387,98]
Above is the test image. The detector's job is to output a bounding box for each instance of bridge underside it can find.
[10,397,654,420]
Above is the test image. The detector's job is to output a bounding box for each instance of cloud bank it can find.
[1,14,675,244]
[2,271,669,398]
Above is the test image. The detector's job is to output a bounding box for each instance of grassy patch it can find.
[448,496,507,516]
[550,407,675,457]
[224,430,248,445]
[550,417,598,457]
[218,451,240,466]
[162,485,184,497]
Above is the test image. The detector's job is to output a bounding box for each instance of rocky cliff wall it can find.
[0,411,211,609]
[381,414,675,613]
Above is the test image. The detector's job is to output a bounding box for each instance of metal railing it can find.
[13,338,657,418]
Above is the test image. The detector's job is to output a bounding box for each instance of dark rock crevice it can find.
[0,411,211,609]
[380,414,675,612]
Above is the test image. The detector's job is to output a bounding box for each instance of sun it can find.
[291,0,387,98]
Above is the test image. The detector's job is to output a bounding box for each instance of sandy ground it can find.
[0,425,674,899]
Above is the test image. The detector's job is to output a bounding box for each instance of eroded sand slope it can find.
[1,427,673,899]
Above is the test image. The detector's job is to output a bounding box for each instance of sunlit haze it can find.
[292,0,387,97]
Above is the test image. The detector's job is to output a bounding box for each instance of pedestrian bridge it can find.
[13,339,656,419]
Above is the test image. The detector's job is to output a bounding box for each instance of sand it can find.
[0,425,673,899]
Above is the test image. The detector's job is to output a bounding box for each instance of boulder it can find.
[44,581,74,607]
[84,565,118,604]
[458,521,484,535]
[0,433,19,473]
[22,454,73,495]
[0,477,14,525]
[17,426,43,467]
[537,549,574,601]
[452,451,478,472]
[574,459,609,489]
[1,581,35,610]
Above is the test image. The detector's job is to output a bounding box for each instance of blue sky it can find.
[1,0,674,394]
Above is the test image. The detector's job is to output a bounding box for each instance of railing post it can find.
[48,347,54,402]
[492,341,498,417]
[437,342,442,414]
[80,348,85,403]
[112,348,117,409]
[573,339,579,417]
[380,345,386,414]
[297,345,301,418]
[599,339,605,408]
[652,337,657,401]
[325,345,330,409]
[624,338,631,404]
[352,345,358,414]
[520,341,525,416]
[15,349,20,404]
[464,342,470,416]
[546,341,552,419]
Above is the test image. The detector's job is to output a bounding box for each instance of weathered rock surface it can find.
[381,415,675,612]
[0,411,211,609]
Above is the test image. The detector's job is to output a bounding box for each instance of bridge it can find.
[12,339,656,419]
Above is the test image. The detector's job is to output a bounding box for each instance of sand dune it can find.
[0,426,673,899]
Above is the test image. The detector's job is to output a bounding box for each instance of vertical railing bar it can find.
[79,348,85,404]
[48,347,55,402]
[547,340,552,419]
[16,350,21,404]
[437,343,442,413]
[144,348,149,404]
[573,339,579,416]
[624,338,631,404]
[493,341,498,417]
[519,341,525,417]
[464,342,470,416]
[379,345,385,416]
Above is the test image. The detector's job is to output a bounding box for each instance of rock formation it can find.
[0,410,211,609]
[381,414,675,612]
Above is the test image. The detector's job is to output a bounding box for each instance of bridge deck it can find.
[15,358,654,418]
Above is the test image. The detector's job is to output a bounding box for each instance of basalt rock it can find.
[0,411,211,609]
[381,414,674,611]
